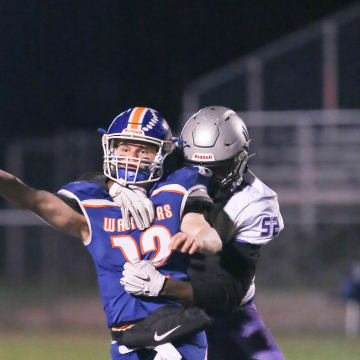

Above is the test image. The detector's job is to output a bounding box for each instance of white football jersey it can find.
[224,170,284,246]
[224,170,284,305]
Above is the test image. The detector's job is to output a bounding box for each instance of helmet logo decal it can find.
[142,108,160,132]
[121,128,145,136]
[192,153,215,161]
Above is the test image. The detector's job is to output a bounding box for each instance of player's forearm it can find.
[195,226,223,254]
[0,170,64,216]
[183,197,237,246]
[161,274,245,316]
[160,278,194,305]
[0,170,87,240]
[0,170,37,209]
[181,212,222,254]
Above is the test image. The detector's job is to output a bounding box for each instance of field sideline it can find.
[0,332,359,360]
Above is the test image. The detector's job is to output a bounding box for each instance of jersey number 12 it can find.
[111,225,172,267]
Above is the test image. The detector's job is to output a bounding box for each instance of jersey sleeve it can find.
[187,169,213,201]
[229,196,284,245]
[171,166,239,245]
[152,166,213,218]
[177,166,213,199]
[56,192,83,214]
[58,181,107,200]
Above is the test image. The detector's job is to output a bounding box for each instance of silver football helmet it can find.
[181,106,251,187]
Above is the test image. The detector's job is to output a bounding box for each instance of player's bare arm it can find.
[0,169,89,241]
[161,277,194,304]
[169,212,222,255]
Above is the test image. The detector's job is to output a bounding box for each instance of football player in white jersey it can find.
[121,106,286,360]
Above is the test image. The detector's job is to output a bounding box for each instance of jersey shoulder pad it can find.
[58,181,110,201]
[76,172,107,186]
[159,166,212,190]
[232,171,278,207]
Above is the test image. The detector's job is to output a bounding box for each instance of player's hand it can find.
[109,183,155,230]
[120,260,166,297]
[168,232,202,255]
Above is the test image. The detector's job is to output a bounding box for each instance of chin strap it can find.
[115,167,151,184]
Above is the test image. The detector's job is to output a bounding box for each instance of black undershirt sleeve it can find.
[183,197,260,315]
[190,241,260,316]
[189,267,242,316]
[183,195,260,315]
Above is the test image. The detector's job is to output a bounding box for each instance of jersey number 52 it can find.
[261,216,280,237]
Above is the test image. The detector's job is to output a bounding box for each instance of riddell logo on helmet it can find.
[192,153,215,161]
[122,128,145,136]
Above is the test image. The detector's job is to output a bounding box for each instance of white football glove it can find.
[109,183,155,230]
[120,260,166,297]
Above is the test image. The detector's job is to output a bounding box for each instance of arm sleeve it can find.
[189,241,260,316]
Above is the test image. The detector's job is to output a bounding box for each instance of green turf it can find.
[0,332,109,360]
[0,332,360,360]
[278,333,360,360]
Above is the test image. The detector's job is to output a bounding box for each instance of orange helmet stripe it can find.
[129,107,146,129]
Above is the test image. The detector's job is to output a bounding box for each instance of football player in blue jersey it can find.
[0,107,226,360]
[121,106,286,360]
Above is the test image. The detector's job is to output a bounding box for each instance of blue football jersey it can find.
[58,167,211,328]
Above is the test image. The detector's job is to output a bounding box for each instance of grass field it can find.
[0,332,109,360]
[0,332,359,360]
[278,333,360,360]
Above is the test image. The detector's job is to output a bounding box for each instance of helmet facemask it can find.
[209,144,250,190]
[102,134,172,186]
[220,148,249,187]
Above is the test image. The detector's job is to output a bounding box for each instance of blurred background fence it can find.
[181,3,360,121]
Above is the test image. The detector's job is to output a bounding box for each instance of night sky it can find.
[1,1,358,139]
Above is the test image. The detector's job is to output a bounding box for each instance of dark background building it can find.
[1,1,358,140]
